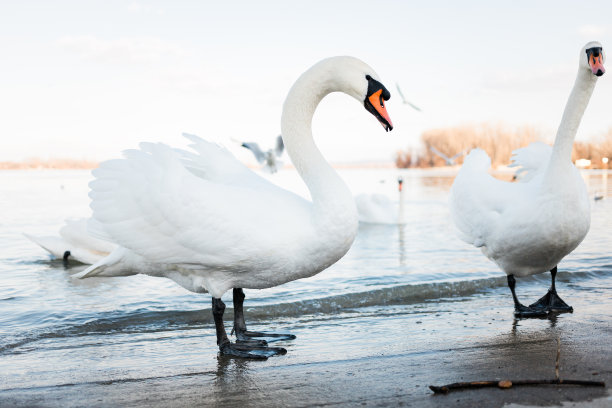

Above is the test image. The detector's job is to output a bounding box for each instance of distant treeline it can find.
[0,158,98,170]
[396,123,612,169]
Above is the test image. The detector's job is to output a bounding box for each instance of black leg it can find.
[232,288,296,343]
[529,267,573,313]
[507,275,548,318]
[212,297,287,360]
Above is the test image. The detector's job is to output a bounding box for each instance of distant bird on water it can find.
[355,176,406,225]
[395,83,422,112]
[240,134,285,173]
[429,146,468,166]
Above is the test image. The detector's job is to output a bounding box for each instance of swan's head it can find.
[363,74,393,132]
[581,41,605,77]
[311,56,393,131]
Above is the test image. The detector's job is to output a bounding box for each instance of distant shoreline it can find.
[0,159,99,170]
[0,160,397,171]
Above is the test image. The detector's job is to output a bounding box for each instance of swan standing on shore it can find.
[450,42,605,317]
[75,56,393,358]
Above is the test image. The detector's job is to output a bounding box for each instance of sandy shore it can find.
[1,273,610,407]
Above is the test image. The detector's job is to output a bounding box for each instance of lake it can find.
[1,168,611,393]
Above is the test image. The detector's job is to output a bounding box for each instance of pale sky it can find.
[2,1,612,164]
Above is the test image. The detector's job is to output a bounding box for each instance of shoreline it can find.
[1,274,610,407]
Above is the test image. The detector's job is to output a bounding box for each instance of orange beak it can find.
[589,53,605,76]
[368,89,393,131]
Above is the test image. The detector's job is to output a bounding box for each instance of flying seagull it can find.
[429,146,468,166]
[241,134,285,173]
[395,83,422,112]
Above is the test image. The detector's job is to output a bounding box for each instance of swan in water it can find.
[355,177,405,224]
[25,218,115,264]
[240,134,285,173]
[73,56,393,358]
[449,42,605,318]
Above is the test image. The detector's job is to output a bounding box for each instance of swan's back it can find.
[449,149,519,248]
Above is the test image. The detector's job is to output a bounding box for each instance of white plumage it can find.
[63,57,392,358]
[69,56,393,357]
[449,42,604,316]
[80,136,322,297]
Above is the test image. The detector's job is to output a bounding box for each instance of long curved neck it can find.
[280,69,356,224]
[545,69,597,178]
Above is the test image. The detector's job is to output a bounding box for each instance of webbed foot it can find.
[219,341,287,360]
[513,303,549,318]
[235,329,296,344]
[529,290,573,313]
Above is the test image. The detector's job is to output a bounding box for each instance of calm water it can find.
[1,168,611,389]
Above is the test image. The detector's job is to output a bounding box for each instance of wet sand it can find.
[1,275,610,407]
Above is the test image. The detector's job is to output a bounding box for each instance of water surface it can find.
[1,168,611,390]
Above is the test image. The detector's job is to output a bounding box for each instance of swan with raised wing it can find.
[449,42,605,317]
[75,56,393,358]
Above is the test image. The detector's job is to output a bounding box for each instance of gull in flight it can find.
[240,135,285,173]
[395,83,422,112]
[429,146,468,166]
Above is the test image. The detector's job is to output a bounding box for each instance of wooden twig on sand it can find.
[429,337,606,394]
[429,379,605,394]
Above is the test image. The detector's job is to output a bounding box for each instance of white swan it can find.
[25,218,115,264]
[74,56,393,358]
[449,42,605,317]
[240,134,285,173]
[355,177,405,224]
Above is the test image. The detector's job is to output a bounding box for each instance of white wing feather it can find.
[508,142,553,182]
[86,137,311,271]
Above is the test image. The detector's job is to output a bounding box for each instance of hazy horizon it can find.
[2,1,612,165]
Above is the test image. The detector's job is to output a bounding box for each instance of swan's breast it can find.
[485,190,590,276]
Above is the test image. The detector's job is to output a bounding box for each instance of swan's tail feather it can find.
[73,247,139,279]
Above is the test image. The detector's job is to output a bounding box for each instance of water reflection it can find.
[511,312,559,335]
[398,224,406,266]
[213,356,259,405]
